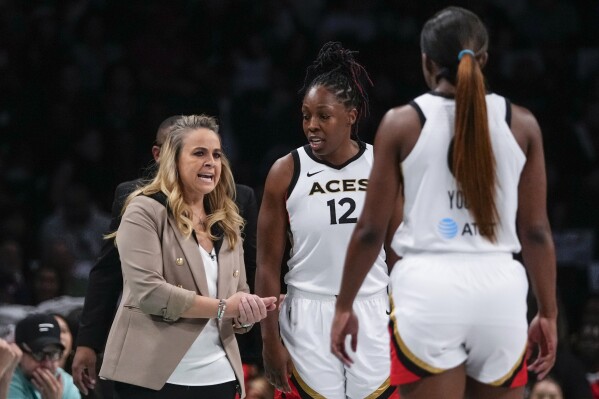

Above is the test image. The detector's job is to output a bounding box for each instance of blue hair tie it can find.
[458,49,475,61]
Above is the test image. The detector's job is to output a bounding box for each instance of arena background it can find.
[0,0,598,396]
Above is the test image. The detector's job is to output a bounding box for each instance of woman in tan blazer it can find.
[99,115,276,399]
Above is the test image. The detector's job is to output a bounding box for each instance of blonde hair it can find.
[109,114,244,248]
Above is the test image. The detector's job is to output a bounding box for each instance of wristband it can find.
[217,299,227,320]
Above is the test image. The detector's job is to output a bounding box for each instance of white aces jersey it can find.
[285,142,389,295]
[392,92,526,256]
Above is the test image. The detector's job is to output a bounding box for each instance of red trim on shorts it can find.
[274,380,301,399]
[275,374,400,398]
[507,357,528,388]
[390,332,421,385]
[389,323,434,386]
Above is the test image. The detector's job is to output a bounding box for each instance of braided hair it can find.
[300,42,373,140]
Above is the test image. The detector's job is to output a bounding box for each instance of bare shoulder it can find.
[379,104,421,135]
[510,103,543,153]
[264,153,294,195]
[376,104,423,162]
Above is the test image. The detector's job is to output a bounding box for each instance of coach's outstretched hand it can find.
[330,308,359,367]
[526,313,557,380]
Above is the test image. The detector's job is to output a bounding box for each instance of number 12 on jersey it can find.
[327,198,358,225]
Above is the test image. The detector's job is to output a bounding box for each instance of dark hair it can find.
[155,115,183,146]
[300,41,373,140]
[422,7,498,241]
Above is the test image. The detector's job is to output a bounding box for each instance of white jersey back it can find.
[285,142,388,295]
[392,92,526,256]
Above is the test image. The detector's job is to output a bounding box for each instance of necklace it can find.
[194,216,208,233]
[192,209,207,231]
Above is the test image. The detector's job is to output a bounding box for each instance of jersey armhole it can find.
[286,149,301,198]
[505,97,512,128]
[409,100,426,128]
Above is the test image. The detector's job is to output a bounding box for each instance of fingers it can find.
[10,343,22,368]
[72,347,97,395]
[262,296,278,311]
[331,339,354,367]
[529,355,554,380]
[253,295,268,319]
[239,295,268,324]
[0,340,22,376]
[32,368,63,399]
[228,293,278,319]
[330,325,353,366]
[0,340,12,375]
[528,346,556,380]
[526,316,557,380]
[265,366,291,393]
[528,341,556,380]
[238,297,249,324]
[238,295,278,324]
[86,363,98,390]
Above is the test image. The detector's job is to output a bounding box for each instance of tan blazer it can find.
[99,194,250,397]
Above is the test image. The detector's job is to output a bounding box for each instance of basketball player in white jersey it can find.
[331,7,558,399]
[255,42,397,398]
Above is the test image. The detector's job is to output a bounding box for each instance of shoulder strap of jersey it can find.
[287,149,301,198]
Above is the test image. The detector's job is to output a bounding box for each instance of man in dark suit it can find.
[71,116,258,396]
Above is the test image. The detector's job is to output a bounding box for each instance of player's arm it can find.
[255,155,293,336]
[513,104,557,379]
[255,154,294,392]
[384,189,403,272]
[336,105,416,310]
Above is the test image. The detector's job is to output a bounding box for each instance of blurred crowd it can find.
[0,0,598,398]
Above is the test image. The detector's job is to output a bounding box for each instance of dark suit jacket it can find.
[76,180,258,353]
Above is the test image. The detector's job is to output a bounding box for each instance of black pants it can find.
[114,380,238,399]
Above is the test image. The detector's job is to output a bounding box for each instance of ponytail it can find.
[453,51,498,241]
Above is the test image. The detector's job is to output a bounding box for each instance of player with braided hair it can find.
[255,42,397,398]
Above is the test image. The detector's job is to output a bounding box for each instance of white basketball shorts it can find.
[277,286,396,399]
[388,253,529,388]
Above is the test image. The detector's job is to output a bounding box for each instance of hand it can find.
[72,346,97,395]
[225,292,277,319]
[263,340,293,393]
[0,339,21,377]
[330,308,359,366]
[31,367,64,399]
[527,313,557,380]
[237,295,269,325]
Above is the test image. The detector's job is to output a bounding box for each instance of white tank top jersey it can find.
[285,142,389,295]
[392,92,526,256]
